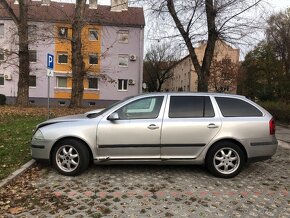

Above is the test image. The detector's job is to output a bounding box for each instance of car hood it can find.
[35,108,105,130]
[37,114,90,129]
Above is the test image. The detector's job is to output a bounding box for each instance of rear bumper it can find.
[245,137,278,161]
[247,155,272,163]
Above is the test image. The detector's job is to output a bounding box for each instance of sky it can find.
[269,0,290,11]
[99,0,290,10]
[96,0,290,58]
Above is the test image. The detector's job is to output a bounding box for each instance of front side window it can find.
[116,96,164,120]
[89,29,98,41]
[169,96,215,118]
[58,53,68,64]
[0,74,4,85]
[58,27,68,38]
[89,54,98,65]
[118,55,129,67]
[29,50,37,62]
[118,30,129,43]
[215,97,263,117]
[88,78,98,89]
[57,77,67,88]
[29,75,36,87]
[118,79,128,91]
[0,24,4,37]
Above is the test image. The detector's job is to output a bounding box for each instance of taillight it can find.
[269,118,275,135]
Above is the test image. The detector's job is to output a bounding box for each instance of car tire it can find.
[52,139,90,176]
[206,141,245,178]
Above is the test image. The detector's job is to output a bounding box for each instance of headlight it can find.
[32,129,44,140]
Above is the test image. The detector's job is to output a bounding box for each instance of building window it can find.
[0,24,4,37]
[118,55,129,67]
[29,50,37,62]
[0,74,4,85]
[57,77,67,88]
[89,54,98,65]
[88,78,98,89]
[58,27,68,38]
[118,30,129,43]
[0,51,4,61]
[118,79,128,91]
[89,29,98,41]
[29,75,36,87]
[58,53,68,64]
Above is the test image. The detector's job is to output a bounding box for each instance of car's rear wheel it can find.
[206,141,245,178]
[52,139,90,176]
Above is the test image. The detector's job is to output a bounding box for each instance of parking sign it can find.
[47,53,54,69]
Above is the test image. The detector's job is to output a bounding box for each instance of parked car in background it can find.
[31,93,277,178]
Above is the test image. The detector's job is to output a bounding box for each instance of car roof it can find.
[138,92,246,98]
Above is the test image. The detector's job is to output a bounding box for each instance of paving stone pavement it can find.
[0,145,289,217]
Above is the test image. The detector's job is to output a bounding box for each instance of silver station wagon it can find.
[31,93,278,178]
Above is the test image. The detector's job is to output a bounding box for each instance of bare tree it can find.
[144,43,177,92]
[0,0,30,106]
[138,0,264,91]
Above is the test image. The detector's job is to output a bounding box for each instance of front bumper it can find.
[31,139,52,161]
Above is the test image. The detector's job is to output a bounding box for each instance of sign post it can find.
[47,54,54,119]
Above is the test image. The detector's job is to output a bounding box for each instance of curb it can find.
[0,159,35,188]
[278,140,290,150]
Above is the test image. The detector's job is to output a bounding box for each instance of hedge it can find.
[259,101,290,124]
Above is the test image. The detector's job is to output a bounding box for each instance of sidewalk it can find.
[276,125,290,149]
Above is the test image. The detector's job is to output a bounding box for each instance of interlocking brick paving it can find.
[0,146,289,217]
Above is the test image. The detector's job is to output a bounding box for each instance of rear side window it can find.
[215,97,263,117]
[169,96,215,118]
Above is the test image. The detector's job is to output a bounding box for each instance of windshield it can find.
[86,96,135,118]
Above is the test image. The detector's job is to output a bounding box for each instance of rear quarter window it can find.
[215,97,263,117]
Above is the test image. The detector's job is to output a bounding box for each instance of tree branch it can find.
[0,0,20,24]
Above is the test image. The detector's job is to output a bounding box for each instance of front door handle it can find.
[148,124,159,130]
[207,123,218,129]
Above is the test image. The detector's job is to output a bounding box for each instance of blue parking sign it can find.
[47,54,54,69]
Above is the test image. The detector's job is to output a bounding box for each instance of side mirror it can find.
[107,112,120,121]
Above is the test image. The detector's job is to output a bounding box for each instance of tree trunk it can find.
[69,0,86,108]
[16,0,30,106]
[167,0,216,92]
[198,0,218,92]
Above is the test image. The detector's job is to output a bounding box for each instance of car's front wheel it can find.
[206,141,245,178]
[52,139,90,176]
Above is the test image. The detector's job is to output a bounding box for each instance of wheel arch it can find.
[50,136,93,164]
[206,138,248,162]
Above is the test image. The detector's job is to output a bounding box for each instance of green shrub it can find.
[259,101,290,124]
[0,94,6,105]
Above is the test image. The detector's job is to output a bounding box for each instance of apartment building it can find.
[0,0,144,106]
[163,40,240,93]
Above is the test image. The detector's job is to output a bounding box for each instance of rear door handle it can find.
[148,124,159,130]
[207,123,218,128]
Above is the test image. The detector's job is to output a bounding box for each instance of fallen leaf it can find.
[9,207,23,215]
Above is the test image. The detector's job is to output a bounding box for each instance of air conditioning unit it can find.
[130,55,137,61]
[128,79,135,85]
[4,73,12,80]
